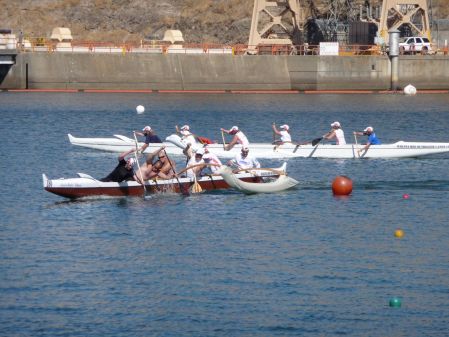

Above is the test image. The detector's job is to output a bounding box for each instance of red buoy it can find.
[332,176,353,196]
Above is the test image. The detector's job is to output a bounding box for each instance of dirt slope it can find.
[1,0,446,44]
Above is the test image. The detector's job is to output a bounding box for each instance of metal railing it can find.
[5,36,446,56]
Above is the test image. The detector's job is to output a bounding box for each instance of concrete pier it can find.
[1,52,449,91]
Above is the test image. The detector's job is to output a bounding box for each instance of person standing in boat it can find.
[324,121,346,145]
[227,147,261,171]
[100,148,136,182]
[272,123,292,144]
[354,126,381,154]
[134,125,163,153]
[220,126,249,151]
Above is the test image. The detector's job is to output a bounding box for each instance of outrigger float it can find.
[68,134,449,159]
[43,164,293,199]
[217,166,298,194]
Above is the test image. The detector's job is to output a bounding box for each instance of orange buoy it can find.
[332,176,353,196]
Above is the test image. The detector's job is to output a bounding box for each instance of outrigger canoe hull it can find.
[43,167,284,199]
[68,134,449,159]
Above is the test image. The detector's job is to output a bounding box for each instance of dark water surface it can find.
[1,92,449,336]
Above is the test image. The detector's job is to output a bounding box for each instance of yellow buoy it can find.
[394,229,404,238]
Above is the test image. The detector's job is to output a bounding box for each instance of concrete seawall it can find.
[1,53,449,91]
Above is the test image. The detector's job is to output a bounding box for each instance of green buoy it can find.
[389,297,402,308]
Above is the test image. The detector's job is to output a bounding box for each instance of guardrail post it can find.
[389,29,400,91]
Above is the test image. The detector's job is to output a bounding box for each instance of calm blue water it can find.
[1,92,449,336]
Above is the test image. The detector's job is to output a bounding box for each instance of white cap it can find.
[230,126,239,132]
[364,126,373,132]
[280,124,289,131]
[142,126,151,132]
[127,158,136,166]
[181,125,189,131]
[195,148,205,156]
[331,121,341,128]
[242,147,249,152]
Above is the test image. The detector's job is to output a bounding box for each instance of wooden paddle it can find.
[312,137,323,146]
[221,130,226,150]
[176,162,203,193]
[164,150,190,196]
[292,137,323,153]
[191,173,203,193]
[177,163,217,177]
[353,132,362,158]
[133,131,148,197]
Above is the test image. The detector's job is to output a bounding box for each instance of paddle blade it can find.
[312,137,323,146]
[191,182,203,194]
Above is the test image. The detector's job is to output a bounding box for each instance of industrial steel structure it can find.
[248,0,432,48]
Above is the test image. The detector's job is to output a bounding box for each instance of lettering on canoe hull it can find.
[396,145,449,149]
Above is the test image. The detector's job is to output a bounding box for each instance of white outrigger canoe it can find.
[68,134,449,159]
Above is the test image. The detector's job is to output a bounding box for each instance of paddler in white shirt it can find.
[202,144,222,174]
[176,124,198,147]
[220,125,249,151]
[227,147,261,172]
[185,148,207,178]
[272,123,292,144]
[324,121,346,145]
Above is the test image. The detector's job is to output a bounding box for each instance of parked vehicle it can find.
[399,36,432,54]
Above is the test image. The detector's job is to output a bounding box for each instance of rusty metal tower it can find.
[378,0,431,42]
[248,0,311,48]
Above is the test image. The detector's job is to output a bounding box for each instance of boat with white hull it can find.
[68,134,449,159]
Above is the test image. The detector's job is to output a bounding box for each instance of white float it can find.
[404,84,417,96]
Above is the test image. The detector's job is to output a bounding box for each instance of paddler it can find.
[227,147,260,172]
[153,149,177,180]
[324,121,346,145]
[185,148,207,178]
[133,125,163,153]
[272,123,292,144]
[220,125,249,151]
[133,146,166,184]
[202,144,222,174]
[176,124,197,147]
[100,148,137,182]
[354,126,381,154]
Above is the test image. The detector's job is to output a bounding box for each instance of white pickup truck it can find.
[399,36,432,54]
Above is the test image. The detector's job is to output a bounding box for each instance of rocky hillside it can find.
[1,0,447,44]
